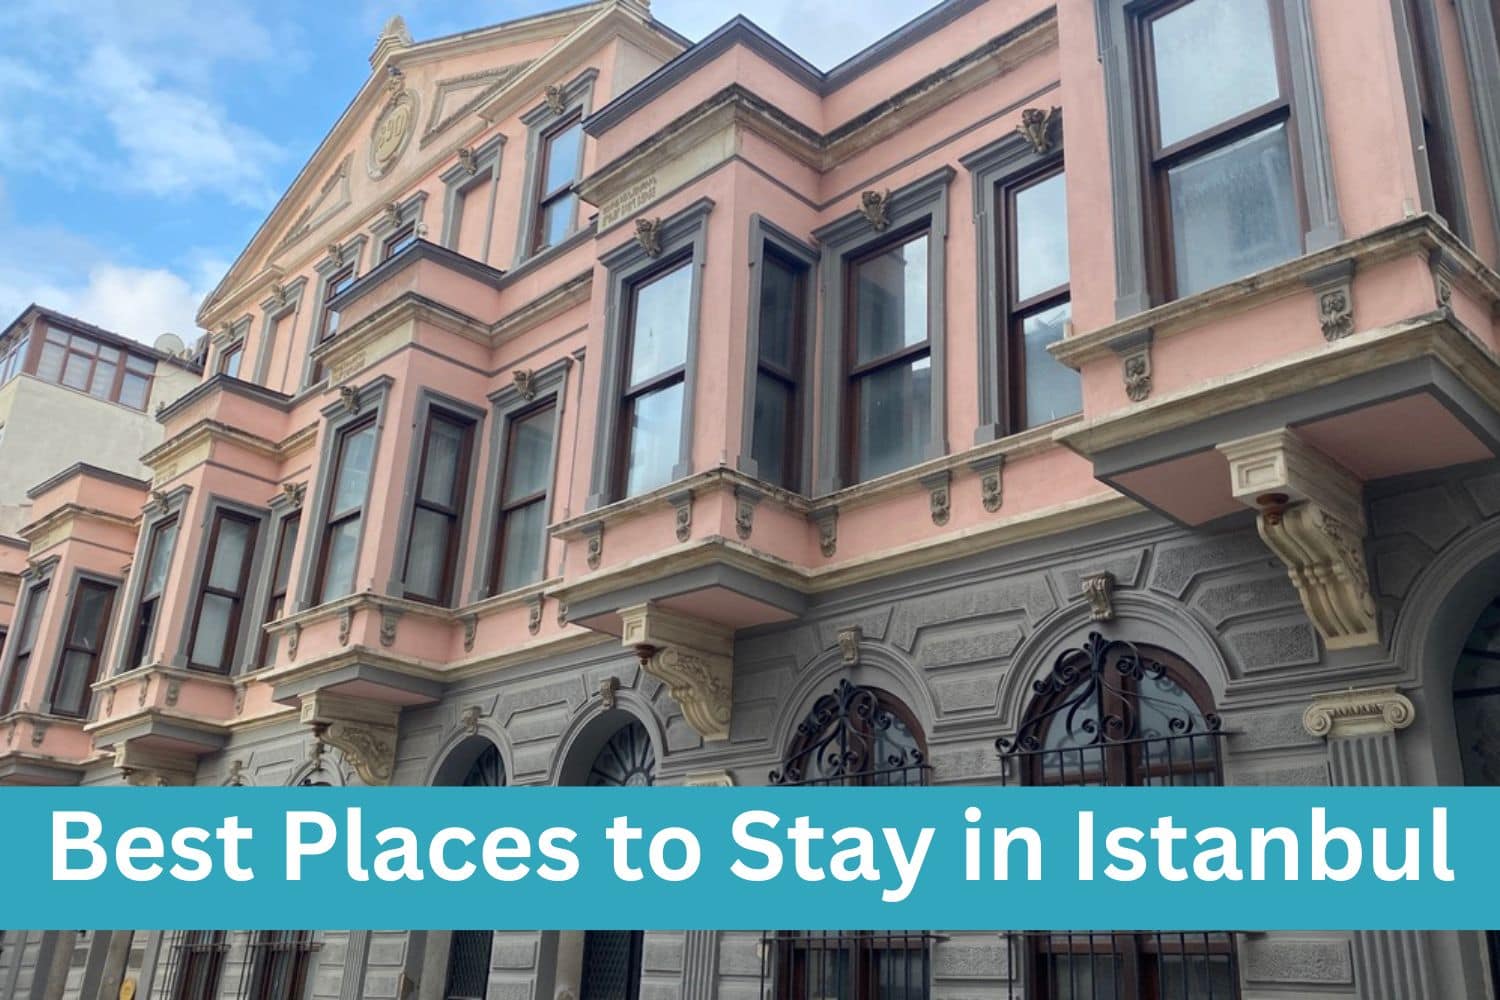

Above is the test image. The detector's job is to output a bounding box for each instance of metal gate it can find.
[998,632,1238,1000]
[156,930,228,1000]
[239,931,317,1000]
[760,680,938,999]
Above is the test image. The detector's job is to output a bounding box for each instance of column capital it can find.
[1302,686,1415,739]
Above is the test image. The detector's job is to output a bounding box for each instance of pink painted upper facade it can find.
[3,0,1500,782]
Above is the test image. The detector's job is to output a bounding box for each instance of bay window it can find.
[747,239,811,490]
[0,580,50,714]
[402,409,475,605]
[617,261,692,498]
[187,510,260,673]
[529,114,583,256]
[1007,169,1077,429]
[126,516,179,669]
[258,513,300,665]
[492,401,556,594]
[48,579,116,717]
[314,417,378,604]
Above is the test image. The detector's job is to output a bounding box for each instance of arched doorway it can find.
[1453,598,1500,991]
[999,632,1236,1000]
[438,739,505,1000]
[762,679,933,999]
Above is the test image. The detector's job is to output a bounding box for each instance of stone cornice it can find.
[1302,687,1416,739]
[140,418,283,474]
[19,504,139,549]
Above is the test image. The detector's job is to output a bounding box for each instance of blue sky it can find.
[0,0,930,346]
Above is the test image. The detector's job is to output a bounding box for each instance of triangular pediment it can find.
[276,154,353,252]
[421,63,533,147]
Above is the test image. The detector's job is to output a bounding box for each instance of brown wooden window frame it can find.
[187,509,262,674]
[842,224,934,486]
[127,516,179,670]
[528,112,584,257]
[489,398,557,596]
[33,326,156,410]
[999,163,1073,433]
[0,580,50,715]
[1133,0,1306,304]
[312,415,378,606]
[257,513,301,666]
[402,408,476,606]
[47,578,117,718]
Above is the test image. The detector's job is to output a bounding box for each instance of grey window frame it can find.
[813,167,953,495]
[0,559,58,715]
[294,377,392,612]
[1095,0,1341,318]
[44,569,121,718]
[246,486,304,669]
[300,236,368,389]
[440,135,505,264]
[513,69,597,269]
[963,128,1068,444]
[252,277,308,388]
[587,198,713,510]
[114,488,190,675]
[473,357,571,600]
[370,191,430,261]
[738,216,819,492]
[1392,0,1472,242]
[173,496,270,675]
[1453,0,1500,251]
[213,315,251,379]
[387,389,486,606]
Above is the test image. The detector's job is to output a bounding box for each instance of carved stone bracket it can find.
[682,769,736,787]
[281,481,307,507]
[379,608,401,648]
[1303,687,1415,740]
[543,84,566,115]
[287,622,302,661]
[1220,428,1378,649]
[1081,571,1115,622]
[919,470,952,526]
[583,522,605,570]
[1304,260,1355,341]
[1430,247,1460,313]
[300,691,400,786]
[338,606,355,646]
[858,189,892,231]
[1114,329,1153,402]
[635,217,664,257]
[461,614,477,653]
[600,675,619,709]
[513,368,537,400]
[620,603,734,743]
[733,485,762,541]
[810,506,838,558]
[837,625,862,666]
[460,705,481,736]
[668,489,694,543]
[114,743,196,787]
[339,383,361,413]
[527,594,544,635]
[969,454,1004,513]
[1016,106,1060,154]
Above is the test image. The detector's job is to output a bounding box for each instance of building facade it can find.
[4,0,1500,997]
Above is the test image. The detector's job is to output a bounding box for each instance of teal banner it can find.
[0,786,1485,930]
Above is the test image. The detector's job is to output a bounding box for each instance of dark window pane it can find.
[405,507,451,600]
[750,373,793,487]
[206,518,253,591]
[1021,301,1080,429]
[143,521,179,596]
[854,234,928,364]
[503,408,554,503]
[1151,0,1280,147]
[1168,122,1300,295]
[627,264,692,385]
[53,651,95,717]
[624,381,684,497]
[540,193,578,249]
[331,424,377,512]
[68,583,112,647]
[498,500,547,592]
[757,254,800,370]
[189,594,234,670]
[855,355,931,481]
[221,346,243,378]
[1014,172,1069,300]
[319,520,361,603]
[272,520,300,592]
[419,417,466,505]
[543,121,582,193]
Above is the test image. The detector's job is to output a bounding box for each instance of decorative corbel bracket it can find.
[1219,428,1378,649]
[635,217,664,257]
[919,470,952,526]
[1303,260,1355,341]
[1081,570,1115,622]
[733,485,762,541]
[300,691,400,786]
[1114,328,1153,403]
[1302,686,1415,739]
[527,594,545,635]
[810,506,838,558]
[513,368,536,400]
[583,522,605,570]
[837,625,862,666]
[668,488,694,543]
[620,603,734,743]
[858,189,892,231]
[1016,106,1060,154]
[544,84,566,115]
[114,742,196,787]
[1429,247,1459,313]
[379,608,402,648]
[969,453,1004,513]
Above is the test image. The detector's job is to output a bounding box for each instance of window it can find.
[0,332,28,385]
[1137,0,1301,299]
[119,356,154,410]
[218,342,244,379]
[530,115,583,255]
[1403,0,1465,232]
[314,418,377,604]
[0,581,50,714]
[442,139,502,264]
[127,517,179,669]
[764,682,932,999]
[1000,634,1235,998]
[48,579,116,717]
[750,248,808,489]
[403,410,475,605]
[164,930,227,1000]
[846,230,933,482]
[616,261,692,498]
[188,510,260,673]
[311,266,356,383]
[258,514,300,666]
[382,222,418,260]
[442,743,504,1000]
[32,326,155,409]
[491,401,556,594]
[245,930,316,1000]
[1005,169,1078,429]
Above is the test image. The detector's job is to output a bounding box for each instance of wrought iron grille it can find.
[155,930,228,1000]
[580,930,643,1000]
[239,930,317,1000]
[762,681,935,999]
[588,720,657,786]
[998,633,1238,1000]
[443,931,494,1000]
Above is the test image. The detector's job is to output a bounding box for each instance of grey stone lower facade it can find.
[7,460,1500,1000]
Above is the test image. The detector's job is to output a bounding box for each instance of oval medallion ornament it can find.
[368,87,418,179]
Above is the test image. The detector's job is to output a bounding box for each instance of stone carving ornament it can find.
[368,69,418,179]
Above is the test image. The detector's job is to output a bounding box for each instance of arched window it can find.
[585,719,656,787]
[763,680,934,999]
[1453,598,1500,984]
[442,741,505,1000]
[1000,632,1236,1000]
